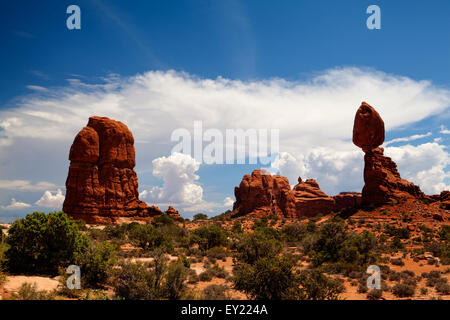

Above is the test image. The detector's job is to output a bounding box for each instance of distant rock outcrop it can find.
[233,169,297,218]
[353,102,426,205]
[63,116,166,224]
[292,178,336,217]
[233,170,360,218]
[166,206,182,219]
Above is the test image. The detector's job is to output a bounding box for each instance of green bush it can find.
[231,220,243,234]
[11,282,56,300]
[162,261,189,300]
[129,224,170,251]
[190,225,228,251]
[232,256,298,299]
[6,211,89,274]
[74,241,118,287]
[297,270,344,300]
[235,231,282,265]
[203,284,228,300]
[392,282,415,297]
[303,221,377,271]
[367,289,383,300]
[281,223,307,245]
[111,261,156,300]
[193,213,208,221]
[206,246,227,261]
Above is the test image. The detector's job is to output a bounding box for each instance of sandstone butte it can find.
[232,101,448,218]
[63,116,176,224]
[233,169,362,218]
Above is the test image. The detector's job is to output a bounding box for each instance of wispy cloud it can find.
[440,125,450,134]
[384,132,432,146]
[11,30,36,39]
[26,85,49,92]
[0,180,60,192]
[1,198,31,210]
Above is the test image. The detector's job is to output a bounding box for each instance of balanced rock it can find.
[353,102,385,152]
[353,102,425,205]
[63,116,163,223]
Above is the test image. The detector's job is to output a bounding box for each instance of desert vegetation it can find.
[0,204,449,300]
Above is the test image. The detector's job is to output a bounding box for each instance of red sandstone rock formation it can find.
[233,169,297,218]
[292,178,336,217]
[63,116,164,224]
[166,206,182,219]
[233,170,351,218]
[353,102,425,205]
[333,192,362,212]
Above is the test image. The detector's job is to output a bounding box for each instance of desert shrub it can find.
[88,228,108,241]
[384,225,410,239]
[390,237,405,251]
[357,283,368,293]
[199,264,228,281]
[367,289,383,300]
[193,213,208,221]
[231,220,243,234]
[392,282,415,297]
[203,284,228,300]
[303,221,377,271]
[297,270,345,300]
[235,231,282,265]
[420,287,428,295]
[435,282,450,294]
[6,211,89,274]
[74,241,118,287]
[178,255,191,268]
[190,225,228,251]
[253,226,280,241]
[207,246,227,261]
[128,224,170,251]
[153,214,176,226]
[111,261,156,300]
[0,242,8,285]
[11,282,56,300]
[389,272,401,282]
[438,225,450,241]
[390,257,405,266]
[162,261,189,300]
[103,224,127,240]
[424,241,450,265]
[252,217,268,230]
[232,256,299,300]
[281,223,307,245]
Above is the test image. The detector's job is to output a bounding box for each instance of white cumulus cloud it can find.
[35,189,65,208]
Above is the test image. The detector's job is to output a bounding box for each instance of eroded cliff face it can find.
[233,170,355,218]
[63,116,162,223]
[353,102,425,205]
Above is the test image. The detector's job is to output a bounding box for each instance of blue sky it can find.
[0,0,449,221]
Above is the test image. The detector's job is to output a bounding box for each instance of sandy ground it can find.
[3,275,60,293]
